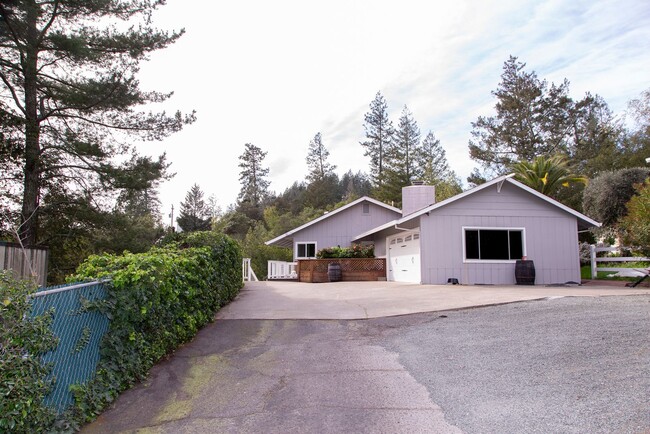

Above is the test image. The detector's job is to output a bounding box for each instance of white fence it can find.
[267,260,298,280]
[242,258,258,282]
[590,245,649,279]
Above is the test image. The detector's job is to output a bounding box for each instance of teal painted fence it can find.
[30,280,110,414]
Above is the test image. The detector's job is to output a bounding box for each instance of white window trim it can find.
[295,241,318,259]
[462,226,526,264]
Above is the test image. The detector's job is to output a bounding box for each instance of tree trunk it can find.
[19,4,41,246]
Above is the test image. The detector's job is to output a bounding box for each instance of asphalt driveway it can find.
[82,282,650,433]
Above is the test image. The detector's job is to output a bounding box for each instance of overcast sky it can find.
[134,0,650,224]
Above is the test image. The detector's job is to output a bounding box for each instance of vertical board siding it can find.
[293,202,400,258]
[420,183,581,285]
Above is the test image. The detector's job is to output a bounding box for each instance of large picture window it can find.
[296,242,317,259]
[464,228,524,261]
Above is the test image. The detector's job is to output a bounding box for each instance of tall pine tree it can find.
[419,131,462,201]
[376,106,421,206]
[469,56,573,178]
[361,91,394,188]
[306,132,336,182]
[0,0,195,246]
[237,143,271,220]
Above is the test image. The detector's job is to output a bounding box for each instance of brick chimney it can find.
[402,181,435,216]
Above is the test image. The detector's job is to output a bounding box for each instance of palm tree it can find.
[511,155,587,198]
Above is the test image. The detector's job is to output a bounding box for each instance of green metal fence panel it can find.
[30,281,110,414]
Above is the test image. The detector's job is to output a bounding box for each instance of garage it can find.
[387,231,421,283]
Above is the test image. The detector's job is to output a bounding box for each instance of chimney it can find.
[402,181,435,216]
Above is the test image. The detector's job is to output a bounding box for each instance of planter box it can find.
[297,258,386,283]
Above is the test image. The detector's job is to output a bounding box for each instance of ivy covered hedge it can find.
[0,271,57,433]
[64,231,242,427]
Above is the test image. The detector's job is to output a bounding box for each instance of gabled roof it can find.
[352,174,600,241]
[265,196,401,248]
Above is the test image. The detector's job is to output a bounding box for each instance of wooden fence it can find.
[590,245,649,279]
[0,241,48,287]
[297,258,386,283]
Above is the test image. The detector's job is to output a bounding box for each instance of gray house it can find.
[267,174,600,285]
[265,196,402,260]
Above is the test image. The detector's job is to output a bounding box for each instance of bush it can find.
[578,242,592,266]
[619,179,650,257]
[0,272,57,433]
[317,244,374,259]
[66,232,242,425]
[582,168,649,226]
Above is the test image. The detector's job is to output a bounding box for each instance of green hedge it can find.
[65,231,242,426]
[0,271,57,433]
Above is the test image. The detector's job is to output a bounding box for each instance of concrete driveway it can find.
[82,281,650,433]
[216,280,650,320]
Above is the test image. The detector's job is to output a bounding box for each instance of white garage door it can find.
[388,232,420,283]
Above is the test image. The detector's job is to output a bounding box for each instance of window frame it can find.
[462,227,526,263]
[295,241,317,259]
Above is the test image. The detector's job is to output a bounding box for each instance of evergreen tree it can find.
[419,131,463,201]
[469,56,573,178]
[237,143,271,220]
[420,131,450,184]
[568,94,623,177]
[0,0,195,246]
[306,132,336,183]
[361,91,394,187]
[376,106,421,206]
[177,184,211,232]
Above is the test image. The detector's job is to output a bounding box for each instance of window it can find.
[464,228,524,261]
[296,242,317,259]
[362,203,370,214]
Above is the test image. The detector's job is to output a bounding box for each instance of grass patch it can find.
[581,263,649,281]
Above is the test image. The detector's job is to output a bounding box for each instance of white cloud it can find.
[134,0,650,219]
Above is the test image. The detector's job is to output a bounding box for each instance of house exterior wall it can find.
[292,201,400,260]
[419,182,581,285]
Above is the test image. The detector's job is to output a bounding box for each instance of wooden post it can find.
[590,244,597,280]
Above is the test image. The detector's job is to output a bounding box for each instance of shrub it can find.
[66,232,242,425]
[619,180,650,257]
[0,272,57,433]
[317,244,374,259]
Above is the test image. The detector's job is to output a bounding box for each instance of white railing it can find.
[267,260,298,280]
[242,258,259,282]
[590,245,649,279]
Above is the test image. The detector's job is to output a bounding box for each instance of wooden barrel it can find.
[328,262,342,282]
[515,260,535,285]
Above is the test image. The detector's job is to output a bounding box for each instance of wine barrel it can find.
[328,262,342,282]
[515,259,535,285]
